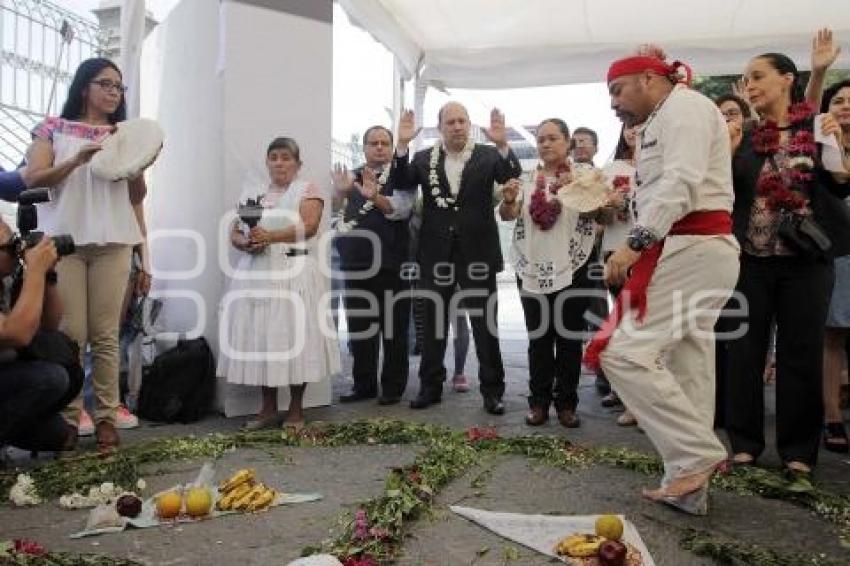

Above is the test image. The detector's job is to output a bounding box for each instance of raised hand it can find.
[731,78,751,107]
[727,120,743,154]
[355,167,379,201]
[483,108,508,149]
[820,113,844,145]
[812,28,840,73]
[331,163,354,192]
[397,109,421,148]
[501,178,521,204]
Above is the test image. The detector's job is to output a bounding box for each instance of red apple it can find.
[598,540,627,566]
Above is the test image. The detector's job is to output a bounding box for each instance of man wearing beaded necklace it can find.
[396,103,522,414]
[332,124,417,406]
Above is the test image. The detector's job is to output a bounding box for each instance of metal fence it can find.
[0,0,110,170]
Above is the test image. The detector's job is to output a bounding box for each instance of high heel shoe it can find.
[644,484,709,516]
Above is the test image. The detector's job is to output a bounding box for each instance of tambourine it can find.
[90,118,164,181]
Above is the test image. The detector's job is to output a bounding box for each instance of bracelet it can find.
[45,270,58,285]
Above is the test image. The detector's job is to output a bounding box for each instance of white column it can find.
[391,57,405,135]
[140,0,334,416]
[119,0,146,118]
[413,74,427,151]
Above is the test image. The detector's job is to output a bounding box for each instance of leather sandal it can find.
[824,422,849,453]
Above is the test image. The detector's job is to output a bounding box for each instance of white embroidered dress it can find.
[217,178,341,387]
[509,169,597,294]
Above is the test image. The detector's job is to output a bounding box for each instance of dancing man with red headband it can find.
[584,47,740,515]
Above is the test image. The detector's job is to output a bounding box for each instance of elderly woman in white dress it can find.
[499,118,602,428]
[218,137,340,430]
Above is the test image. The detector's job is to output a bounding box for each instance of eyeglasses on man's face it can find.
[721,108,743,119]
[91,79,127,93]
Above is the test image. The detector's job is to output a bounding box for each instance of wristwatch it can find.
[626,225,658,252]
[45,270,58,285]
[626,236,645,252]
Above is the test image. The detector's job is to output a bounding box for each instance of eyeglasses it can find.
[90,79,127,93]
[366,140,392,147]
[721,108,743,119]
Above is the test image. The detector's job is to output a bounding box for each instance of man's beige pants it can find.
[58,244,132,426]
[601,236,739,485]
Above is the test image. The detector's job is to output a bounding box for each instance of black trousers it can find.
[518,262,594,411]
[418,251,503,399]
[0,360,81,451]
[725,254,833,465]
[343,268,410,398]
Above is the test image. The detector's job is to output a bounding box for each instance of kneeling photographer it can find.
[0,216,80,454]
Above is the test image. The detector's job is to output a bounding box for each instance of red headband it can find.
[607,55,692,85]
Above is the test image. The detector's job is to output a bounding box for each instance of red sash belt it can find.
[583,210,732,370]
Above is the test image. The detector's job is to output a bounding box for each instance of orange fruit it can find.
[185,487,213,517]
[156,490,182,519]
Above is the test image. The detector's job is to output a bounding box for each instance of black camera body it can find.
[14,188,75,257]
[8,189,75,305]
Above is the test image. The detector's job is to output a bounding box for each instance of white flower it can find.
[9,474,41,507]
[100,482,115,496]
[136,479,147,491]
[788,155,814,171]
[431,188,440,196]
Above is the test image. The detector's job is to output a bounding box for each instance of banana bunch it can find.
[219,468,255,493]
[216,469,277,513]
[554,534,605,558]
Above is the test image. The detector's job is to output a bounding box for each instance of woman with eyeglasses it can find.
[24,58,152,454]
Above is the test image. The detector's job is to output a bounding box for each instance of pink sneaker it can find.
[452,374,470,393]
[78,409,94,437]
[116,405,139,429]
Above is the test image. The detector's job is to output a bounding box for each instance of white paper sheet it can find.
[814,114,849,174]
[450,505,656,566]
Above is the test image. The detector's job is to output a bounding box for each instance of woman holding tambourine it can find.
[26,58,162,454]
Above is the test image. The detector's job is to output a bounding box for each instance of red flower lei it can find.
[611,175,632,222]
[528,163,569,231]
[752,102,818,212]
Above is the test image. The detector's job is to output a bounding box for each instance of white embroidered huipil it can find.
[600,85,741,485]
[509,170,597,294]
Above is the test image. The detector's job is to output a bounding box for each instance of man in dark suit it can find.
[332,125,415,405]
[396,103,522,414]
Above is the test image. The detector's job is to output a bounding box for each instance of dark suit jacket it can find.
[334,153,413,271]
[398,143,522,276]
[732,129,850,259]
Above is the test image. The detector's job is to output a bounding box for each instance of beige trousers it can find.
[600,236,740,484]
[58,244,132,426]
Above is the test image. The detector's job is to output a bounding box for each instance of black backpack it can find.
[137,337,216,424]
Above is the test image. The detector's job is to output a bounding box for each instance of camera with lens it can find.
[13,188,76,257]
[8,189,75,304]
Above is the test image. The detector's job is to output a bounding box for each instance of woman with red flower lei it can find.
[499,118,603,428]
[725,52,850,484]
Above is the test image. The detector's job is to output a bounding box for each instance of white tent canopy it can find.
[340,0,850,88]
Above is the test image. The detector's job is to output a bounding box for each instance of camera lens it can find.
[52,235,75,257]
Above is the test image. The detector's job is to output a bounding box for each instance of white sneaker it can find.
[78,409,95,436]
[116,405,139,429]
